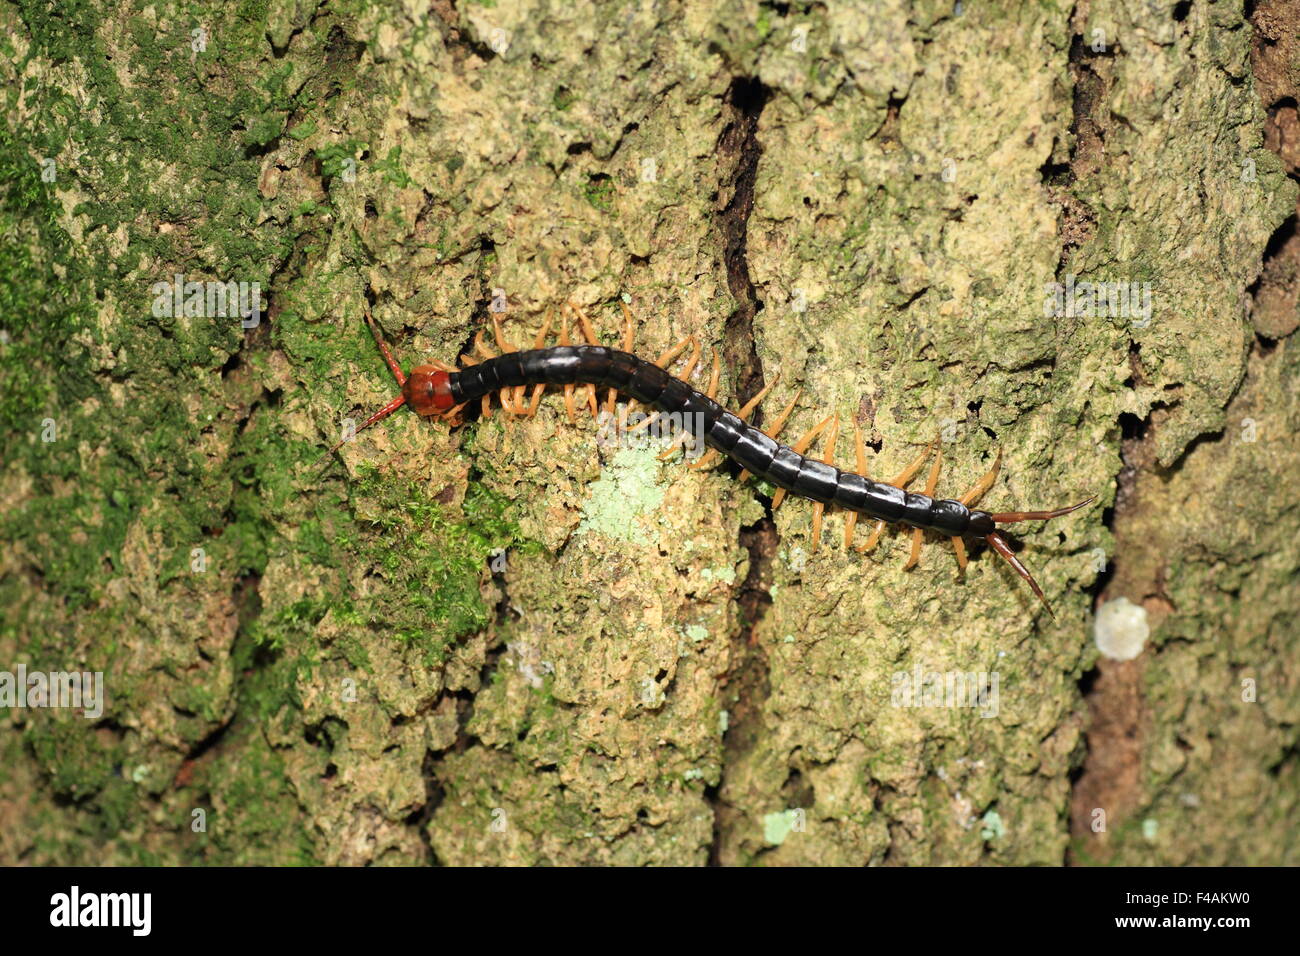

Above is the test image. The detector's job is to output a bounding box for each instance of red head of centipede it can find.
[403,366,455,416]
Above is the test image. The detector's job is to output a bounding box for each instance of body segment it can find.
[449,346,974,535]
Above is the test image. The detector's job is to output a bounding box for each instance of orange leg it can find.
[651,337,702,443]
[516,310,554,417]
[467,321,532,416]
[568,301,602,351]
[620,301,635,351]
[811,414,839,553]
[499,387,525,415]
[653,335,694,370]
[559,308,579,423]
[678,337,702,383]
[772,414,835,509]
[492,313,517,353]
[661,350,720,462]
[439,401,467,426]
[762,390,802,440]
[844,421,870,551]
[857,438,936,553]
[694,350,721,459]
[737,375,781,422]
[704,350,721,401]
[472,331,499,418]
[491,314,523,416]
[737,386,801,481]
[567,302,601,419]
[696,375,782,474]
[647,336,701,439]
[951,447,1003,574]
[600,302,637,417]
[627,335,696,433]
[904,440,943,570]
[959,447,1002,506]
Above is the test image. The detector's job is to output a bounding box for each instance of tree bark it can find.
[1,0,1297,865]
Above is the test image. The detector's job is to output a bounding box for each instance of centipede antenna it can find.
[364,309,406,386]
[986,531,1053,619]
[989,495,1097,525]
[315,392,407,470]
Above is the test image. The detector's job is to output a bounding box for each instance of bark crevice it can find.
[708,74,775,865]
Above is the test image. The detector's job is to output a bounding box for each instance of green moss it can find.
[583,173,615,211]
[196,725,316,865]
[552,86,576,111]
[0,0,357,863]
[374,146,414,188]
[347,472,528,663]
[315,139,368,179]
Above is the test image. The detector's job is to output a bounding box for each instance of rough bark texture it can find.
[1,0,1297,865]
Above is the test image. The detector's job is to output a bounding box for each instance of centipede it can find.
[320,302,1096,617]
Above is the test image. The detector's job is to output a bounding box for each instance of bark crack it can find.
[1058,0,1145,863]
[1069,0,1300,862]
[707,75,774,866]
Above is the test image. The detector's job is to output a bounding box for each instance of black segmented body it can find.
[451,345,994,537]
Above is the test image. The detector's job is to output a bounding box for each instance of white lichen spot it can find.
[575,446,666,544]
[683,768,704,781]
[787,545,808,573]
[686,624,708,642]
[763,809,801,845]
[1094,596,1150,661]
[130,764,150,784]
[953,792,976,830]
[1142,818,1159,841]
[506,642,554,688]
[980,809,1004,841]
[719,709,729,733]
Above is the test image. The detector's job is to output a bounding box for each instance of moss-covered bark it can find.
[1,0,1296,865]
